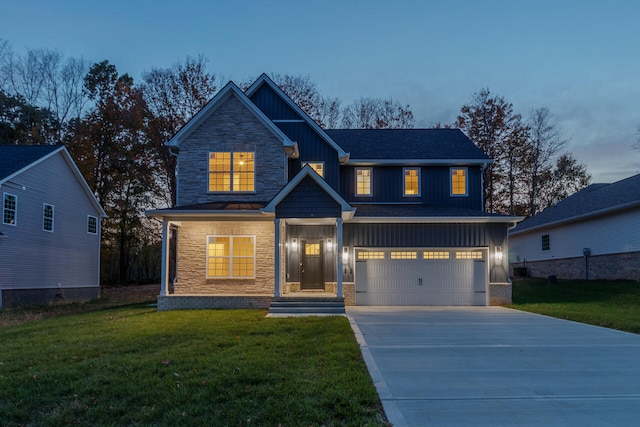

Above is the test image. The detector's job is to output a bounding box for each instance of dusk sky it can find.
[2,0,639,183]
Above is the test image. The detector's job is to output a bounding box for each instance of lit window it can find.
[3,193,17,225]
[423,251,450,260]
[542,234,550,251]
[403,168,420,196]
[43,204,54,232]
[390,251,417,259]
[356,168,372,196]
[305,243,321,256]
[209,152,255,192]
[303,162,324,178]
[455,251,483,260]
[451,168,467,196]
[87,216,98,234]
[357,251,385,260]
[207,236,255,278]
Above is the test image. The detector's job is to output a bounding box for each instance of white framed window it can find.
[208,151,255,192]
[355,167,372,196]
[3,193,17,225]
[43,204,54,232]
[303,162,324,178]
[87,215,98,235]
[403,167,420,196]
[207,235,256,278]
[450,167,468,196]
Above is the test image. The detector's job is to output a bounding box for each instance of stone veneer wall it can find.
[175,221,274,295]
[512,251,640,281]
[489,283,512,305]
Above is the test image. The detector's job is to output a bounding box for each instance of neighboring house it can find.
[146,74,522,311]
[510,173,640,281]
[0,145,106,307]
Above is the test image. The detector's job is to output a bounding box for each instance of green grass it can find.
[509,278,640,333]
[0,305,388,426]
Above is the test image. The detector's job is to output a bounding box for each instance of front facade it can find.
[510,174,640,281]
[148,74,522,310]
[0,146,106,307]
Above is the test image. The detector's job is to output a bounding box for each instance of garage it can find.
[354,248,487,306]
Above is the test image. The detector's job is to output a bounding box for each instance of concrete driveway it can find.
[347,307,640,426]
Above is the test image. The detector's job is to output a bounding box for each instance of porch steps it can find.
[268,297,345,315]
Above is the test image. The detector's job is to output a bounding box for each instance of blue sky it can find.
[2,0,639,182]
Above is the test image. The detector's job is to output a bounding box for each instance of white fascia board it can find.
[346,159,493,166]
[245,74,350,162]
[509,202,640,237]
[166,81,295,152]
[347,216,524,224]
[145,209,274,222]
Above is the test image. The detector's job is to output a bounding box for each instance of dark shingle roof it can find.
[512,173,640,234]
[325,129,490,161]
[0,145,61,180]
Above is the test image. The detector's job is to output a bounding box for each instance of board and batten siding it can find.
[176,93,287,206]
[275,176,341,219]
[0,151,101,290]
[510,207,640,263]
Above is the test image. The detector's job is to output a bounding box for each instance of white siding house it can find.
[0,145,106,307]
[509,173,640,281]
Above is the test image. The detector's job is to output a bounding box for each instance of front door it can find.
[300,240,325,290]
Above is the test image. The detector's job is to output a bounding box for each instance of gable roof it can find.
[263,164,356,220]
[0,145,60,181]
[165,81,297,156]
[325,129,492,165]
[245,73,350,162]
[0,145,106,218]
[511,173,640,235]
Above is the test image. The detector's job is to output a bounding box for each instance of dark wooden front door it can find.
[300,240,324,290]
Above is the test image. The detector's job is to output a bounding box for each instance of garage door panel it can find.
[355,250,487,306]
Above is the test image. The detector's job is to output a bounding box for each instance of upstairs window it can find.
[3,193,17,225]
[87,215,98,235]
[43,204,54,232]
[542,234,550,251]
[403,168,420,196]
[451,168,468,196]
[355,168,372,196]
[303,162,324,178]
[209,152,255,192]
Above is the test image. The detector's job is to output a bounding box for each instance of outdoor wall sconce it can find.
[495,246,503,261]
[326,238,333,250]
[291,238,298,250]
[342,246,349,263]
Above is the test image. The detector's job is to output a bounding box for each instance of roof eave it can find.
[346,158,493,166]
[348,215,524,224]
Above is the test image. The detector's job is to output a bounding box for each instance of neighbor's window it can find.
[303,162,324,178]
[451,168,468,196]
[208,152,255,192]
[87,215,98,235]
[43,204,54,232]
[3,193,17,225]
[355,168,372,196]
[542,234,550,251]
[403,168,420,196]
[207,235,255,278]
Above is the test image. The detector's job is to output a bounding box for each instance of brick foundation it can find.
[512,251,640,281]
[157,295,272,311]
[489,283,512,305]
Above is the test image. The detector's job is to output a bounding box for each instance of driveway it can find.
[347,307,640,426]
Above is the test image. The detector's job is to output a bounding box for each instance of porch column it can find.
[336,217,343,298]
[160,219,169,296]
[274,218,281,297]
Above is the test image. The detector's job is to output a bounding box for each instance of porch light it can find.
[342,247,349,263]
[326,238,333,250]
[291,238,298,250]
[495,246,503,261]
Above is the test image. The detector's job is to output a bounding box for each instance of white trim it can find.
[355,167,373,197]
[402,167,421,197]
[42,203,54,232]
[348,216,524,224]
[205,235,256,279]
[87,215,98,235]
[348,158,492,166]
[2,192,17,226]
[207,151,256,193]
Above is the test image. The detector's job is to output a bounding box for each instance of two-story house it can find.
[146,74,522,311]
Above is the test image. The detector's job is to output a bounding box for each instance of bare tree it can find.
[537,154,591,209]
[526,107,567,215]
[341,97,414,129]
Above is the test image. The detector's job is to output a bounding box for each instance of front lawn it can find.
[0,305,388,426]
[509,278,640,333]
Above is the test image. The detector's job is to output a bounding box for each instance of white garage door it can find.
[355,249,487,306]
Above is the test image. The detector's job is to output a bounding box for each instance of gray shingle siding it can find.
[177,94,287,206]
